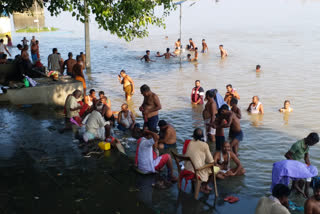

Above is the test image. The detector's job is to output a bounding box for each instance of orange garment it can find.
[75,75,86,89]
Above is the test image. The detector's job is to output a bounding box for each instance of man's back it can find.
[137,137,157,173]
[255,196,290,214]
[48,53,61,71]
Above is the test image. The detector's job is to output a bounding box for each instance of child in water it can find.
[279,100,293,113]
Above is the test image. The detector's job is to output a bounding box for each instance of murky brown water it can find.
[3,0,320,212]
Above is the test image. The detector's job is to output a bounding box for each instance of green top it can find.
[289,139,309,161]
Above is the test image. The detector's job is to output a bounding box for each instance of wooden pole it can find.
[84,0,91,71]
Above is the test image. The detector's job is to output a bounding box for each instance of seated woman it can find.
[214,141,246,179]
[117,103,135,131]
[279,100,293,113]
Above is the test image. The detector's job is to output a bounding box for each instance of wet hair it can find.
[146,50,150,53]
[256,64,261,69]
[158,120,167,127]
[306,132,319,145]
[219,44,223,47]
[202,39,205,41]
[178,38,180,41]
[193,128,204,141]
[0,39,3,43]
[195,80,200,83]
[156,51,160,54]
[195,47,198,50]
[121,103,128,109]
[284,100,290,105]
[230,98,238,105]
[89,89,95,94]
[120,69,126,74]
[272,184,290,199]
[166,48,170,52]
[76,55,81,62]
[53,48,57,53]
[187,54,191,58]
[36,40,39,44]
[219,104,229,112]
[68,52,73,57]
[189,38,192,40]
[80,52,83,55]
[253,96,259,100]
[57,53,61,55]
[226,84,232,88]
[205,90,214,98]
[17,44,22,49]
[99,91,105,96]
[312,179,320,191]
[140,84,150,93]
[73,89,82,97]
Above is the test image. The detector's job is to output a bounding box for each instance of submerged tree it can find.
[1,0,176,41]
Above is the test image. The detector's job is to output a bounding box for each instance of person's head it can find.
[68,52,73,59]
[73,89,82,99]
[52,48,58,54]
[158,120,168,131]
[146,50,150,55]
[76,55,81,62]
[140,84,151,96]
[2,54,7,60]
[73,64,82,77]
[0,39,4,44]
[305,132,319,146]
[17,44,23,50]
[313,181,320,201]
[256,64,261,70]
[252,96,259,104]
[120,69,126,77]
[219,44,223,50]
[189,38,192,42]
[166,48,170,53]
[195,47,198,51]
[186,44,190,49]
[5,35,9,38]
[89,89,95,96]
[187,54,191,59]
[205,90,214,100]
[178,38,180,42]
[283,100,290,109]
[272,184,290,207]
[23,37,26,40]
[193,128,204,141]
[222,141,231,153]
[32,36,35,40]
[121,103,129,112]
[95,100,104,112]
[80,52,84,55]
[219,104,230,115]
[101,96,108,104]
[230,98,238,106]
[98,91,105,99]
[23,45,29,51]
[226,84,233,92]
[156,51,160,55]
[202,39,205,42]
[195,80,200,87]
[36,40,39,44]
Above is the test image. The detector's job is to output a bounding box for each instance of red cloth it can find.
[78,101,89,117]
[154,154,169,171]
[180,170,196,190]
[191,87,203,104]
[183,139,191,155]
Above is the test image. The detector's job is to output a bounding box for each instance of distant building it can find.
[13,0,45,30]
[0,11,11,44]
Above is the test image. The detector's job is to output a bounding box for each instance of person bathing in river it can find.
[175,38,181,50]
[279,100,293,113]
[188,38,196,51]
[219,44,228,58]
[158,48,176,59]
[135,129,178,182]
[203,90,217,143]
[214,141,245,179]
[191,80,205,105]
[216,104,243,156]
[192,47,199,61]
[256,64,261,72]
[118,70,135,101]
[63,52,77,76]
[247,96,264,114]
[224,84,240,106]
[101,96,115,127]
[201,39,208,53]
[158,120,176,149]
[139,84,161,133]
[140,50,155,62]
[230,98,241,119]
[187,54,192,62]
[117,103,135,131]
[305,181,320,214]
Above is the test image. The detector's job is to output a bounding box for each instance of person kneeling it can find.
[214,141,245,179]
[135,129,177,182]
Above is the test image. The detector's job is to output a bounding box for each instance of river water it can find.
[3,0,320,213]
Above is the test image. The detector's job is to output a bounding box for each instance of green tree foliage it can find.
[1,0,176,41]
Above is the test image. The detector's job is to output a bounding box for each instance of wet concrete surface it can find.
[0,105,258,214]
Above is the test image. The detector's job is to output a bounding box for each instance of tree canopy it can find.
[1,0,176,41]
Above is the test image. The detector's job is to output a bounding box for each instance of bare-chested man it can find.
[139,84,162,133]
[192,47,199,61]
[219,44,228,58]
[219,104,243,156]
[201,39,208,53]
[203,90,217,143]
[224,84,240,106]
[214,141,245,179]
[118,70,135,101]
[64,52,77,76]
[158,120,176,149]
[175,38,181,50]
[230,98,241,119]
[305,182,320,214]
[21,45,30,62]
[189,38,196,51]
[140,50,155,62]
[101,96,114,127]
[159,48,176,59]
[80,52,86,70]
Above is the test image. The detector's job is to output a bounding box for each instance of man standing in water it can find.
[224,84,240,106]
[203,90,217,143]
[63,52,77,76]
[191,80,204,105]
[159,48,176,59]
[247,96,264,114]
[139,84,162,133]
[188,38,196,51]
[175,38,181,50]
[305,182,320,214]
[118,70,135,101]
[201,39,208,53]
[140,50,155,62]
[48,48,61,72]
[219,104,243,156]
[219,44,228,58]
[158,120,177,149]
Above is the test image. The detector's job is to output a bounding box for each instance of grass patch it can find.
[16,27,59,33]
